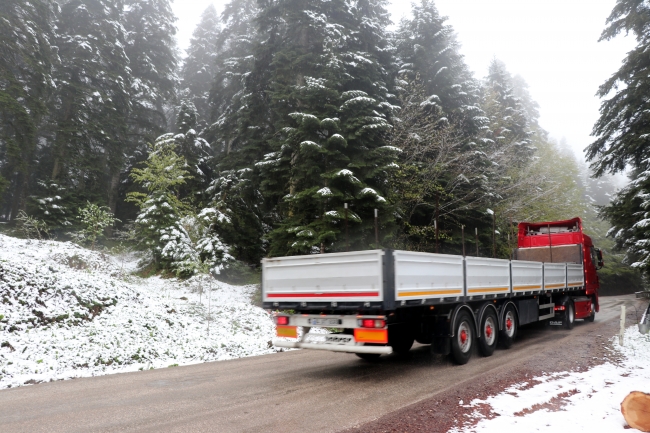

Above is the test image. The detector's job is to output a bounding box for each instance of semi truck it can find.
[262,217,604,364]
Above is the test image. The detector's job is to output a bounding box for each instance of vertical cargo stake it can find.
[435,193,440,254]
[492,212,496,258]
[475,227,479,256]
[344,203,349,252]
[462,225,466,257]
[548,224,553,263]
[434,220,439,254]
[374,208,379,246]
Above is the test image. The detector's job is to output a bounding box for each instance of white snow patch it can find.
[451,325,650,433]
[0,235,275,389]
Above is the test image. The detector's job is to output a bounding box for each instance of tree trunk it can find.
[9,172,26,221]
[621,391,650,432]
[106,171,121,238]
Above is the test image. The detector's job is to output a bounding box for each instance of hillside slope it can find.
[0,235,275,388]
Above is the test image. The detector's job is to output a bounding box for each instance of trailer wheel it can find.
[451,311,474,365]
[564,301,575,330]
[355,353,381,362]
[478,309,498,357]
[499,305,518,349]
[585,298,596,323]
[389,325,414,356]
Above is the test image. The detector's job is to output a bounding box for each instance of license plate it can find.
[325,334,353,344]
[309,318,342,326]
[549,320,563,326]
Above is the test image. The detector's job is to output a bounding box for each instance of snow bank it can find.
[451,325,650,432]
[0,235,275,389]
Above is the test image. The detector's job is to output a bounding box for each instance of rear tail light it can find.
[554,306,565,311]
[275,315,289,325]
[358,318,386,328]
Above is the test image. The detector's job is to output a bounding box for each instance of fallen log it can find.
[622,391,650,432]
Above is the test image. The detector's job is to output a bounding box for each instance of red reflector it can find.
[554,306,565,311]
[276,316,289,325]
[354,328,388,344]
[362,319,375,328]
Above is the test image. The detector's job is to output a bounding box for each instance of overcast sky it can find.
[173,0,634,162]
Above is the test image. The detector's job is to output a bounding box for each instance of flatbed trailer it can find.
[263,218,602,364]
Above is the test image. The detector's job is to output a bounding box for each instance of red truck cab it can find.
[517,217,603,317]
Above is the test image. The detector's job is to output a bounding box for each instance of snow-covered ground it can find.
[451,325,650,432]
[0,234,276,389]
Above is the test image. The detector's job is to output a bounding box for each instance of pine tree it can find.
[206,0,260,157]
[394,0,483,135]
[49,0,132,217]
[180,4,220,126]
[585,0,650,281]
[252,0,399,256]
[122,0,179,192]
[0,0,57,220]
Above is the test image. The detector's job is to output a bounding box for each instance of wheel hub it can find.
[460,330,468,344]
[486,324,493,338]
[506,317,512,331]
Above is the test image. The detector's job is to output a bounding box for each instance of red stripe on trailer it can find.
[267,292,379,298]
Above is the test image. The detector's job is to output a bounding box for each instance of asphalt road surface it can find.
[0,295,640,433]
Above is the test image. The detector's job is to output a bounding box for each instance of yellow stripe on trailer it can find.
[513,285,542,291]
[544,283,566,289]
[397,289,463,298]
[467,287,509,293]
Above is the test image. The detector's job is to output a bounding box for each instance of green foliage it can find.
[78,202,120,250]
[15,211,49,240]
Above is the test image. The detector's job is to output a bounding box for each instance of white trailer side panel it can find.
[567,263,585,288]
[511,260,543,293]
[262,250,384,303]
[393,251,464,300]
[465,257,511,296]
[544,263,567,291]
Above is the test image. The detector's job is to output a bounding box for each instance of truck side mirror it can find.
[596,248,604,269]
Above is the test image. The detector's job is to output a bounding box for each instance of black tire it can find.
[564,301,575,329]
[585,298,596,323]
[499,305,518,349]
[389,324,415,356]
[478,309,498,357]
[391,335,414,356]
[450,310,474,365]
[355,353,381,361]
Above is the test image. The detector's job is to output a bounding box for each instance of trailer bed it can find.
[263,249,585,311]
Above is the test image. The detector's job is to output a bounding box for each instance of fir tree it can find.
[0,0,57,220]
[253,0,399,256]
[584,0,650,279]
[394,0,483,135]
[180,4,220,126]
[122,0,179,169]
[50,0,132,216]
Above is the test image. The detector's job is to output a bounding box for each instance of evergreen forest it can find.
[0,0,644,291]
